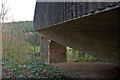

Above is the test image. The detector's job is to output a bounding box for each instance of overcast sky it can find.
[0,0,36,22]
[1,0,119,22]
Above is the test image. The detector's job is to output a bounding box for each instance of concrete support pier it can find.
[48,41,67,64]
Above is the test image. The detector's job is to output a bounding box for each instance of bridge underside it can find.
[37,7,120,63]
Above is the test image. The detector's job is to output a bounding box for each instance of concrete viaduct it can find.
[33,2,120,64]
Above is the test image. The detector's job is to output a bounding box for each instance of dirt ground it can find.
[53,62,119,78]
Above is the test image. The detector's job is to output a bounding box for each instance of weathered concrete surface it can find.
[37,7,120,63]
[34,2,119,31]
[40,37,48,60]
[48,41,67,64]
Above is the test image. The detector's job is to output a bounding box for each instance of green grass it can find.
[28,46,40,50]
[25,46,40,53]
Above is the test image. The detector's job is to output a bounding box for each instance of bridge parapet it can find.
[34,2,119,31]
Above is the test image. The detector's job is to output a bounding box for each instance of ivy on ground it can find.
[2,56,73,79]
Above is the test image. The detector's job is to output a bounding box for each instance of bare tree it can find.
[0,0,9,79]
[24,32,40,60]
[0,0,10,22]
[0,0,10,60]
[0,22,2,80]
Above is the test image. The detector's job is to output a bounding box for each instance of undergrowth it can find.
[2,56,73,79]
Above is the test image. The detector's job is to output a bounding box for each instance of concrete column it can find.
[48,40,67,64]
[39,37,48,60]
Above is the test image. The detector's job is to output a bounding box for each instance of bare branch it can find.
[0,0,10,22]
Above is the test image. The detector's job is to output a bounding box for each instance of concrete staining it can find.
[37,7,120,63]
